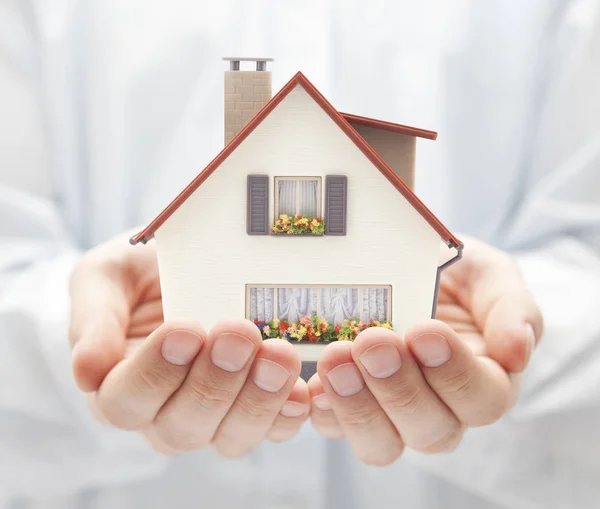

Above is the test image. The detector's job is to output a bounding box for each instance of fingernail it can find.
[280,401,308,418]
[326,363,364,397]
[211,333,255,372]
[525,323,536,363]
[253,358,290,393]
[161,330,203,365]
[313,394,332,411]
[359,343,402,379]
[411,333,451,367]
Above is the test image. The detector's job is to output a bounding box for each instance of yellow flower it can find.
[381,322,393,330]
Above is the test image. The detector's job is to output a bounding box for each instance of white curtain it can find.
[249,288,275,322]
[320,288,360,325]
[277,180,296,216]
[299,180,318,217]
[278,288,317,322]
[362,288,389,321]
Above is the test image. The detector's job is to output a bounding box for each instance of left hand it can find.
[308,235,543,465]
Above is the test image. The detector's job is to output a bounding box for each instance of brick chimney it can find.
[223,57,273,146]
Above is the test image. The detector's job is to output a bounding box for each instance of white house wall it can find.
[154,84,441,336]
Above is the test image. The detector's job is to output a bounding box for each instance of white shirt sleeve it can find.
[504,4,600,419]
[0,5,165,501]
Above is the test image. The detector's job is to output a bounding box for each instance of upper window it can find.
[274,177,322,219]
[246,174,347,236]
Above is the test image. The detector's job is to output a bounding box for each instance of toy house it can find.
[131,58,463,379]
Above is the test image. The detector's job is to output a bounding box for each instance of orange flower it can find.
[296,215,302,220]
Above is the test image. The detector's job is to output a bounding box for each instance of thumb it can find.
[483,292,543,374]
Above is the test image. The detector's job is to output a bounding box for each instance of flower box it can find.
[254,315,393,343]
[271,214,325,235]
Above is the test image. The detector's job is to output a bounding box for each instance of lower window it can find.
[247,285,391,325]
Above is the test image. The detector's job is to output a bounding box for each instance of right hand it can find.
[69,231,309,456]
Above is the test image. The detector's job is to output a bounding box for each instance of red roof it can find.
[131,72,460,248]
[341,112,438,140]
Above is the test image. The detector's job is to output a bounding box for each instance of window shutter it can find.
[324,175,347,235]
[247,175,269,235]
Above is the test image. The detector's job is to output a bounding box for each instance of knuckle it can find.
[236,394,277,421]
[438,367,476,396]
[340,404,381,430]
[186,377,236,411]
[385,382,423,414]
[135,365,180,393]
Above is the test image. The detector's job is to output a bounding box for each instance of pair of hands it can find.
[69,233,542,465]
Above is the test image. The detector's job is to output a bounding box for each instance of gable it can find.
[130,72,461,249]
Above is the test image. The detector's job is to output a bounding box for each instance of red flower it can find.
[279,321,290,332]
[316,218,322,223]
[334,325,341,334]
[362,323,368,329]
[254,320,265,326]
[296,215,302,220]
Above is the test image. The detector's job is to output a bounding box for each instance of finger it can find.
[151,319,261,453]
[307,374,344,440]
[351,328,464,454]
[128,298,164,337]
[484,292,542,373]
[211,339,301,456]
[69,255,132,392]
[407,320,513,427]
[94,319,205,430]
[317,341,405,466]
[267,377,311,443]
[443,242,543,373]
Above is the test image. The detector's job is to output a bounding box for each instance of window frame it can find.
[273,176,323,221]
[246,284,392,323]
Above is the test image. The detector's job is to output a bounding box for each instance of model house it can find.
[131,57,463,373]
